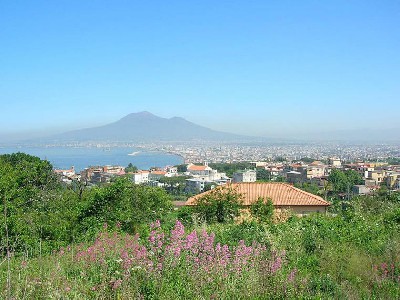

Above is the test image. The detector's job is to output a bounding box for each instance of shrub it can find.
[193,186,242,223]
[250,197,274,223]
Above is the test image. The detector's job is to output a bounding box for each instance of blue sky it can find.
[1,0,399,139]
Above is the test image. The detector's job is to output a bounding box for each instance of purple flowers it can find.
[72,220,287,293]
[373,262,400,284]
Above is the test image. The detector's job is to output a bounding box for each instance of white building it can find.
[306,161,327,179]
[186,164,213,177]
[131,170,149,184]
[232,170,257,183]
[165,166,178,175]
[187,178,220,193]
[329,158,342,167]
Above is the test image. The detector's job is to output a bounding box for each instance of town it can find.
[55,146,400,198]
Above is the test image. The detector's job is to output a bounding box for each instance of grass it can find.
[1,214,400,299]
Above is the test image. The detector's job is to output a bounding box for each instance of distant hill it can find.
[49,111,248,142]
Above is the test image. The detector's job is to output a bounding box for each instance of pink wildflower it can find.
[21,260,27,268]
[111,279,123,290]
[288,268,297,282]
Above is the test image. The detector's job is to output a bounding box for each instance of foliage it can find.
[2,152,400,298]
[256,167,271,181]
[77,177,173,238]
[250,197,274,223]
[1,221,294,299]
[274,175,286,182]
[0,153,71,254]
[299,157,317,163]
[387,157,400,165]
[124,163,138,173]
[275,156,286,162]
[193,187,242,223]
[328,168,363,194]
[208,162,254,177]
[210,221,271,247]
[295,182,320,195]
[0,153,174,255]
[175,164,187,173]
[158,175,190,196]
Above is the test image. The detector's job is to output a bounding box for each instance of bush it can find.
[193,186,242,223]
[250,197,274,223]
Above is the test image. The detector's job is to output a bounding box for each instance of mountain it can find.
[49,111,248,142]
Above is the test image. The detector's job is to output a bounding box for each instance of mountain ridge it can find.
[49,111,249,142]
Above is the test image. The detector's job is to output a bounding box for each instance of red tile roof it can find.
[187,165,209,171]
[186,182,330,207]
[134,170,149,174]
[151,171,167,175]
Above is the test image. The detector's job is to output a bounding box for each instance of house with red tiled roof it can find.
[185,182,330,216]
[185,164,230,193]
[187,164,212,176]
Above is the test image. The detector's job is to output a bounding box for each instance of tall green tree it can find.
[125,163,138,173]
[158,176,190,195]
[193,186,243,223]
[250,197,274,223]
[328,169,363,194]
[256,168,271,181]
[77,177,173,237]
[0,153,70,254]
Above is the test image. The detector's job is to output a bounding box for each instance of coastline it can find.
[0,145,184,172]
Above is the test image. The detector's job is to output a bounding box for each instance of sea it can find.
[0,146,184,172]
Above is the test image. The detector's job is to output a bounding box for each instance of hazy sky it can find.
[1,1,399,139]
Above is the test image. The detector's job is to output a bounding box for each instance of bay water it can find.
[0,146,184,172]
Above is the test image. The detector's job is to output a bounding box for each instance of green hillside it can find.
[1,153,399,299]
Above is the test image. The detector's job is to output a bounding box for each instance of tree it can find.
[78,177,173,237]
[250,197,274,223]
[158,176,190,196]
[295,182,320,196]
[125,163,138,173]
[175,164,187,173]
[328,169,350,193]
[193,186,242,223]
[208,162,254,177]
[344,169,363,186]
[318,180,333,201]
[328,169,363,194]
[300,157,316,164]
[203,183,214,192]
[275,176,286,182]
[387,157,400,165]
[256,168,271,181]
[0,152,72,254]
